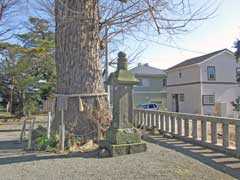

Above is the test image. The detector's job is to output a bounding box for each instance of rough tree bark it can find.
[54,0,110,138]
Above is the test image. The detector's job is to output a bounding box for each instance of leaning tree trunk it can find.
[53,0,110,139]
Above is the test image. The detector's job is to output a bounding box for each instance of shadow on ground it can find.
[1,134,240,179]
[0,140,26,151]
[0,139,98,165]
[144,135,240,179]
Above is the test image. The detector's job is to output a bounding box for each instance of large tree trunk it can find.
[54,0,110,139]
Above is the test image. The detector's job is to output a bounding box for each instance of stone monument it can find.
[99,52,147,157]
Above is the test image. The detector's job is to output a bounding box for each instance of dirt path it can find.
[0,122,239,180]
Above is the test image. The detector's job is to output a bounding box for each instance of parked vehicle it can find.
[136,103,159,110]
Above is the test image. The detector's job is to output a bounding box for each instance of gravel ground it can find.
[0,123,238,180]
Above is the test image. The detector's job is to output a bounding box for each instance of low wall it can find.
[133,109,240,158]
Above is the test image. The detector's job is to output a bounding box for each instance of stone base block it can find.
[99,140,147,157]
[105,127,141,145]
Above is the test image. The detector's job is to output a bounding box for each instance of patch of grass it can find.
[31,126,59,152]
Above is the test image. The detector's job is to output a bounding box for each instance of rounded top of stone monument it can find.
[118,51,126,58]
[105,51,139,85]
[117,51,128,70]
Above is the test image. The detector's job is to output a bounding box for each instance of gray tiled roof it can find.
[167,49,228,71]
[130,63,166,76]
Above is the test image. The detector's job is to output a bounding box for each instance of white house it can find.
[130,63,167,108]
[166,49,240,117]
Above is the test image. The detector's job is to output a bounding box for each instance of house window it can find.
[207,66,216,80]
[179,94,184,102]
[137,79,143,86]
[136,78,149,87]
[236,68,240,83]
[202,95,215,105]
[179,72,182,78]
[142,79,150,87]
[162,79,167,86]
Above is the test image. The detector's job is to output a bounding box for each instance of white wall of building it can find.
[167,65,200,85]
[167,50,240,117]
[200,52,240,82]
[167,84,201,114]
[167,61,201,114]
[201,84,240,117]
[199,51,240,117]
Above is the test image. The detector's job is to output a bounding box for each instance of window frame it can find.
[179,94,184,102]
[202,95,215,105]
[236,67,240,83]
[162,78,167,86]
[179,72,182,78]
[136,78,143,87]
[207,66,216,81]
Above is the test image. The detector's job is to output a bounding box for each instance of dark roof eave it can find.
[167,49,231,72]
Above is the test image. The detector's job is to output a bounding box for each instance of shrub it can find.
[31,126,59,152]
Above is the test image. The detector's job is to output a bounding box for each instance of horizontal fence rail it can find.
[133,109,240,158]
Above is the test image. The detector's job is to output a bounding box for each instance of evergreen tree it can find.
[0,17,56,115]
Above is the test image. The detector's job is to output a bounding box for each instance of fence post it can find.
[177,117,182,136]
[136,111,140,127]
[47,112,51,139]
[192,119,198,140]
[236,125,240,158]
[59,124,65,152]
[140,111,142,127]
[6,102,9,113]
[222,122,229,147]
[165,115,169,132]
[144,112,148,129]
[19,119,27,142]
[27,120,34,150]
[151,112,155,127]
[97,120,100,145]
[148,112,151,128]
[143,112,146,138]
[135,110,139,127]
[156,113,160,129]
[211,121,217,144]
[171,116,175,134]
[59,110,65,152]
[184,118,190,137]
[160,114,165,131]
[201,119,207,142]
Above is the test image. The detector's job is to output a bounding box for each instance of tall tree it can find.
[38,0,216,57]
[54,0,215,138]
[54,1,109,138]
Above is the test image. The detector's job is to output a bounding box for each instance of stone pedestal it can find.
[99,127,146,157]
[99,140,147,157]
[100,52,147,157]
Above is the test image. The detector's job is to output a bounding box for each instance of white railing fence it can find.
[133,109,240,158]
